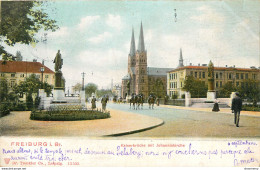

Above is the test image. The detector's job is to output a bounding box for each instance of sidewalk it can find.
[159,104,260,117]
[0,108,163,137]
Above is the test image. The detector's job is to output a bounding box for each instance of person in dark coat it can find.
[231,92,242,127]
[101,96,108,111]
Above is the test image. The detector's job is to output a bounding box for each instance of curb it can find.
[103,120,164,137]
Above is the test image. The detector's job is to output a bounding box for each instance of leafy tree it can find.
[0,78,9,102]
[85,83,98,97]
[182,75,207,98]
[0,1,58,59]
[218,81,237,98]
[15,51,23,61]
[238,79,260,106]
[13,74,53,96]
[97,89,113,98]
[72,83,82,94]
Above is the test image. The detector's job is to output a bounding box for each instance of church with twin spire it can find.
[121,22,179,99]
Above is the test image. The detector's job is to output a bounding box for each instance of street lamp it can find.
[40,66,45,89]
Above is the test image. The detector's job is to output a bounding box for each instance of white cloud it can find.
[48,27,70,38]
[106,14,123,30]
[77,15,100,31]
[190,5,225,23]
[88,32,112,44]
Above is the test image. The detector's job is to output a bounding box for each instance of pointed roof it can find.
[178,48,184,67]
[129,28,136,57]
[179,48,183,60]
[137,22,145,52]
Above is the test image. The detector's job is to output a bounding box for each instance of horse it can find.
[137,94,144,109]
[148,95,155,109]
[130,94,138,110]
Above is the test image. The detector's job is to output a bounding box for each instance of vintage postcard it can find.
[0,0,259,168]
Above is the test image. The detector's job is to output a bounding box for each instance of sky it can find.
[2,0,260,90]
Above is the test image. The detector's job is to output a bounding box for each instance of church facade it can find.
[121,23,173,99]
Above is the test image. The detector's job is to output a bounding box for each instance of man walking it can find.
[231,92,242,127]
[101,95,108,111]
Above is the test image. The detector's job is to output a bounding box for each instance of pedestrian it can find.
[91,96,96,111]
[212,100,220,112]
[156,97,160,106]
[101,96,108,112]
[231,92,242,127]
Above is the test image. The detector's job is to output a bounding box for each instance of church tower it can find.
[135,22,148,97]
[178,48,184,68]
[128,28,136,73]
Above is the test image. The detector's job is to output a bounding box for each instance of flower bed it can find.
[30,105,110,121]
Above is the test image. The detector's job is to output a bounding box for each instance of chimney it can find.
[198,63,200,66]
[190,63,192,66]
[226,65,228,67]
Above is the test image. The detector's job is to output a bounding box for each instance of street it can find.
[107,102,260,138]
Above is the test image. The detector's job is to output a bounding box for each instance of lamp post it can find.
[40,67,45,89]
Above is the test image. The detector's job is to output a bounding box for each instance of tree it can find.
[85,83,98,97]
[238,79,260,106]
[97,89,113,98]
[182,76,207,98]
[72,83,82,94]
[218,81,237,98]
[0,1,59,58]
[15,51,23,61]
[0,78,9,102]
[13,74,53,96]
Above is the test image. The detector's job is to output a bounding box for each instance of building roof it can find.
[137,22,145,52]
[129,28,136,57]
[148,67,173,76]
[168,65,260,73]
[0,60,55,74]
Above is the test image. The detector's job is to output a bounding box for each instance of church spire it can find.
[137,22,145,52]
[129,27,136,57]
[178,48,184,67]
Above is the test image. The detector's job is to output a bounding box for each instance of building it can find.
[121,23,173,99]
[0,60,55,91]
[167,63,260,98]
[112,84,121,97]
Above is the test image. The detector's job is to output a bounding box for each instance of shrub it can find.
[30,105,110,121]
[242,105,260,111]
[0,103,10,117]
[26,94,34,110]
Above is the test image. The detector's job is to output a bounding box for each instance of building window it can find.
[220,73,223,79]
[20,74,25,77]
[176,73,177,79]
[253,74,257,80]
[229,73,232,79]
[241,82,244,88]
[216,73,219,79]
[195,72,197,78]
[11,80,16,88]
[236,73,239,79]
[1,73,4,77]
[236,82,239,87]
[199,72,201,78]
[11,73,16,77]
[240,73,244,79]
[202,72,205,78]
[36,75,40,79]
[181,82,183,87]
[190,71,193,76]
[220,81,222,87]
[245,73,248,79]
[45,75,49,78]
[216,82,218,88]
